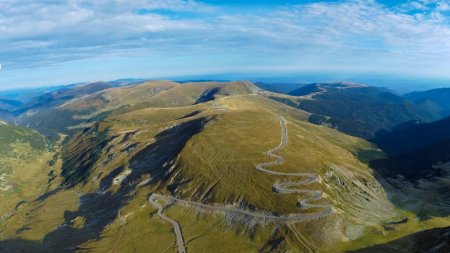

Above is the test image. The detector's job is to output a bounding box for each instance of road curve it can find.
[147,116,331,251]
[149,195,187,253]
[149,116,331,227]
[256,116,332,214]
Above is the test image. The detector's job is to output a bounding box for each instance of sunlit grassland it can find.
[2,81,447,252]
[0,127,76,247]
[77,188,177,253]
[1,190,79,242]
[0,124,54,217]
[0,143,52,215]
[75,93,400,251]
[61,80,177,113]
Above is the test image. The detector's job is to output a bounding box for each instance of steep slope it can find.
[2,81,449,253]
[59,80,178,114]
[0,99,23,121]
[269,83,439,139]
[13,82,116,135]
[19,82,114,112]
[0,98,23,112]
[0,109,14,122]
[405,88,450,118]
[350,226,450,253]
[375,116,450,156]
[0,122,59,223]
[18,81,258,137]
[367,117,450,220]
[0,84,400,253]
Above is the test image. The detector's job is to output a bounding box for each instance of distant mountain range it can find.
[405,88,450,118]
[0,80,449,253]
[268,82,442,139]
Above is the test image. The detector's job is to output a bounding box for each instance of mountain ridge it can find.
[0,80,449,252]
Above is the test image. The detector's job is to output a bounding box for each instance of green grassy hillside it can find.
[0,123,59,226]
[14,82,116,137]
[16,81,258,137]
[0,81,448,253]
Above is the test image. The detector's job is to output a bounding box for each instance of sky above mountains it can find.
[1,0,450,89]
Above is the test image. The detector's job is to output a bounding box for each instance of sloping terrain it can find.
[405,88,450,118]
[0,98,23,112]
[375,116,450,156]
[14,82,115,135]
[0,109,14,121]
[350,226,450,253]
[18,82,114,114]
[0,81,448,253]
[0,122,59,224]
[15,80,259,137]
[0,80,146,135]
[0,99,23,121]
[367,117,450,221]
[268,83,440,139]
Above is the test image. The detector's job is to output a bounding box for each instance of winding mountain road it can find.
[149,195,187,253]
[148,116,332,253]
[256,116,332,214]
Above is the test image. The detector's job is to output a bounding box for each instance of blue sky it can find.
[1,0,450,90]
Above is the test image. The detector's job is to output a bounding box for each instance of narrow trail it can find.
[149,195,187,253]
[256,116,332,215]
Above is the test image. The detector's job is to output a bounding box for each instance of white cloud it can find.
[1,0,450,81]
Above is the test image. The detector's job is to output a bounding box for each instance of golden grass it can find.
[2,84,448,252]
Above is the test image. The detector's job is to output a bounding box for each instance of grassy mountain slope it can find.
[0,83,402,252]
[0,81,448,253]
[20,82,114,111]
[17,81,258,137]
[0,122,59,224]
[13,82,116,136]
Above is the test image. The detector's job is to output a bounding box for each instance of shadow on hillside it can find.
[0,116,212,252]
[357,126,450,220]
[347,226,450,253]
[177,110,202,120]
[195,88,220,104]
[0,239,44,253]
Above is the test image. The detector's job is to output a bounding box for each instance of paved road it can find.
[148,116,332,252]
[149,195,187,253]
[149,116,331,225]
[150,192,329,222]
[256,116,332,213]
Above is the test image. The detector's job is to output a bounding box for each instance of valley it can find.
[3,1,450,252]
[0,80,449,252]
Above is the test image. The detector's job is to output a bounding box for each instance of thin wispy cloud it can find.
[1,0,450,88]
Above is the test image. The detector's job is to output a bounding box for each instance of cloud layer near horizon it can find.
[1,0,450,87]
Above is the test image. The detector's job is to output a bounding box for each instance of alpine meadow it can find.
[1,1,450,253]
